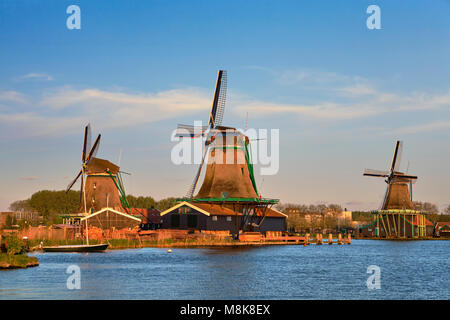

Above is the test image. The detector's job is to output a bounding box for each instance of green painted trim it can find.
[106,170,131,211]
[360,217,381,229]
[244,142,259,196]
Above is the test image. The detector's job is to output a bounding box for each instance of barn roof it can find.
[254,207,288,218]
[80,207,141,222]
[436,222,450,230]
[160,201,212,216]
[160,201,286,219]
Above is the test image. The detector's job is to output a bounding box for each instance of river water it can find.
[0,240,448,300]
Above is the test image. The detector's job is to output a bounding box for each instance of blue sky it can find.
[0,0,449,211]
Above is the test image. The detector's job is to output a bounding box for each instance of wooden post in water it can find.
[328,233,333,245]
[316,233,321,245]
[347,233,351,245]
[338,233,343,245]
[305,233,310,245]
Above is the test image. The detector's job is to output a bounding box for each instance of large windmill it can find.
[362,141,427,238]
[66,124,131,214]
[174,70,278,232]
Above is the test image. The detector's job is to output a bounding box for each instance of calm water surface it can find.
[0,240,448,299]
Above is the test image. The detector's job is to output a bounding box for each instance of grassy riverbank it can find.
[27,237,308,250]
[0,253,39,269]
[28,238,246,249]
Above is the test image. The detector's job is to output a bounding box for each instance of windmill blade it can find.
[175,124,209,138]
[66,169,82,192]
[390,140,403,172]
[363,168,389,177]
[394,174,417,181]
[381,184,390,210]
[118,148,123,167]
[186,144,209,198]
[209,70,227,128]
[393,141,403,172]
[86,134,101,163]
[82,124,92,163]
[79,170,84,204]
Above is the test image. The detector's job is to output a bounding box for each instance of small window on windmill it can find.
[241,168,244,175]
[221,192,229,199]
[93,183,97,190]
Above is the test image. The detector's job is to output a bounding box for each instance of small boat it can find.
[42,243,109,253]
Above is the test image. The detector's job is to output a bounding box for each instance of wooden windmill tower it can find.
[66,124,130,215]
[363,141,427,238]
[174,70,278,231]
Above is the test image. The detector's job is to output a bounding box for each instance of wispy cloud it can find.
[338,84,376,97]
[0,68,449,138]
[0,86,211,137]
[233,68,450,121]
[234,101,380,119]
[16,73,54,81]
[0,90,28,104]
[20,176,38,181]
[234,91,450,120]
[388,121,450,135]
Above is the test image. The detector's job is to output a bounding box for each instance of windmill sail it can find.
[185,145,209,198]
[209,70,227,128]
[82,123,92,163]
[66,169,82,192]
[390,140,403,172]
[175,124,209,138]
[86,134,101,164]
[363,168,390,177]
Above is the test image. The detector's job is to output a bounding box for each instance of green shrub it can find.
[2,234,26,255]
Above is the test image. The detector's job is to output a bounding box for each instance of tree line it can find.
[276,203,349,232]
[8,190,177,225]
[277,201,450,233]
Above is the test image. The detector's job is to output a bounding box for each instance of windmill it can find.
[362,140,427,238]
[363,140,417,210]
[174,70,277,232]
[66,124,131,214]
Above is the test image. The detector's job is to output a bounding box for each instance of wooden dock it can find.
[304,233,351,245]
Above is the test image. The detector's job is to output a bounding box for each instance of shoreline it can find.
[0,253,39,269]
[25,237,450,252]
